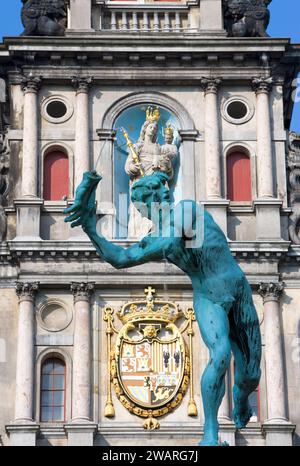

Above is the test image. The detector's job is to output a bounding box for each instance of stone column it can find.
[258,283,295,446]
[65,282,97,446]
[14,76,43,240]
[252,77,274,199]
[6,282,40,446]
[72,77,92,189]
[14,282,39,422]
[96,129,117,238]
[21,76,41,198]
[70,282,94,422]
[252,77,283,240]
[201,78,222,200]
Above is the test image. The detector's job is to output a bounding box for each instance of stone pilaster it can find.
[68,77,93,240]
[72,76,93,189]
[21,76,42,198]
[65,282,97,446]
[252,77,283,240]
[70,282,94,422]
[13,76,43,241]
[201,77,222,200]
[252,77,274,199]
[68,0,93,32]
[258,282,295,446]
[6,282,40,446]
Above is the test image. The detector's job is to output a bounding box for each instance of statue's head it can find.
[131,172,170,219]
[139,120,159,143]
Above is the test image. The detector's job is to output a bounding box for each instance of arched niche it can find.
[99,92,195,239]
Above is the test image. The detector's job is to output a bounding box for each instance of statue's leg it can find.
[229,294,261,429]
[195,296,231,446]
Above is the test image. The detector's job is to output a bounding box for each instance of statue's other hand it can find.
[64,171,101,231]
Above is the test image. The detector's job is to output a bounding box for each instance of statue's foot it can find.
[232,404,253,429]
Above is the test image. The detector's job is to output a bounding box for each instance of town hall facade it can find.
[0,0,300,446]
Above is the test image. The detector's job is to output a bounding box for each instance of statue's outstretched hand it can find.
[64,171,102,232]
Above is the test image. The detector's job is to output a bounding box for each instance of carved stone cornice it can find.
[21,76,42,94]
[200,77,222,94]
[71,76,93,94]
[252,76,273,95]
[258,282,284,303]
[15,281,39,302]
[71,282,95,303]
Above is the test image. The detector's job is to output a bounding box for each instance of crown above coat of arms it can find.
[146,106,161,123]
[117,286,183,324]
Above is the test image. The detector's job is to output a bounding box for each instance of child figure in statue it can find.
[64,171,261,446]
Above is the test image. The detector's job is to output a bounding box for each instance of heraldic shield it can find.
[103,287,198,430]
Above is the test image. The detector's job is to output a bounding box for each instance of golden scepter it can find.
[121,127,145,177]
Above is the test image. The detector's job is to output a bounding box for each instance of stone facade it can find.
[0,0,300,446]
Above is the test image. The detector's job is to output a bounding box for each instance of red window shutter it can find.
[227,152,252,202]
[44,151,69,201]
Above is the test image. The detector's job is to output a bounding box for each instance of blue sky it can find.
[0,0,299,131]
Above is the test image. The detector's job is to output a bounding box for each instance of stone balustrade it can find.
[100,6,191,33]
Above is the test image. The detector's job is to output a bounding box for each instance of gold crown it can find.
[164,124,174,137]
[117,287,182,324]
[146,106,161,123]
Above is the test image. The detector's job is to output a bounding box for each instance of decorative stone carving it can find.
[15,282,39,302]
[258,282,284,303]
[21,75,42,94]
[223,0,272,37]
[252,76,273,94]
[21,0,67,37]
[37,299,72,332]
[287,132,300,244]
[70,282,95,303]
[71,77,93,94]
[200,77,222,94]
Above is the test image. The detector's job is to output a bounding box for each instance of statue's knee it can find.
[211,344,231,373]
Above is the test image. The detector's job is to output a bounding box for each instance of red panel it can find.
[227,152,252,202]
[44,151,69,201]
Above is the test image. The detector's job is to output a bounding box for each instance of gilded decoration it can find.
[103,287,197,430]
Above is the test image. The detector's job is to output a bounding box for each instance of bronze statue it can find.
[224,0,272,37]
[64,171,262,446]
[21,0,67,36]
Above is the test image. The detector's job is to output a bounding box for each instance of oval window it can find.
[227,101,248,120]
[46,101,67,119]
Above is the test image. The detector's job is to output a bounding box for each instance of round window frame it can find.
[222,97,254,125]
[37,299,72,333]
[41,95,73,124]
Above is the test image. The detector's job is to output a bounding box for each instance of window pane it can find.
[41,406,52,422]
[53,406,64,422]
[41,391,52,406]
[42,361,54,374]
[53,391,64,406]
[42,374,53,390]
[53,374,65,390]
[53,360,65,374]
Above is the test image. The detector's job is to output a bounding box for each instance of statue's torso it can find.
[160,208,246,308]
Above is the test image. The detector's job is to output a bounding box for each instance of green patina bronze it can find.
[64,170,261,446]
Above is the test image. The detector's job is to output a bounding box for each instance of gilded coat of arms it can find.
[103,287,197,430]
